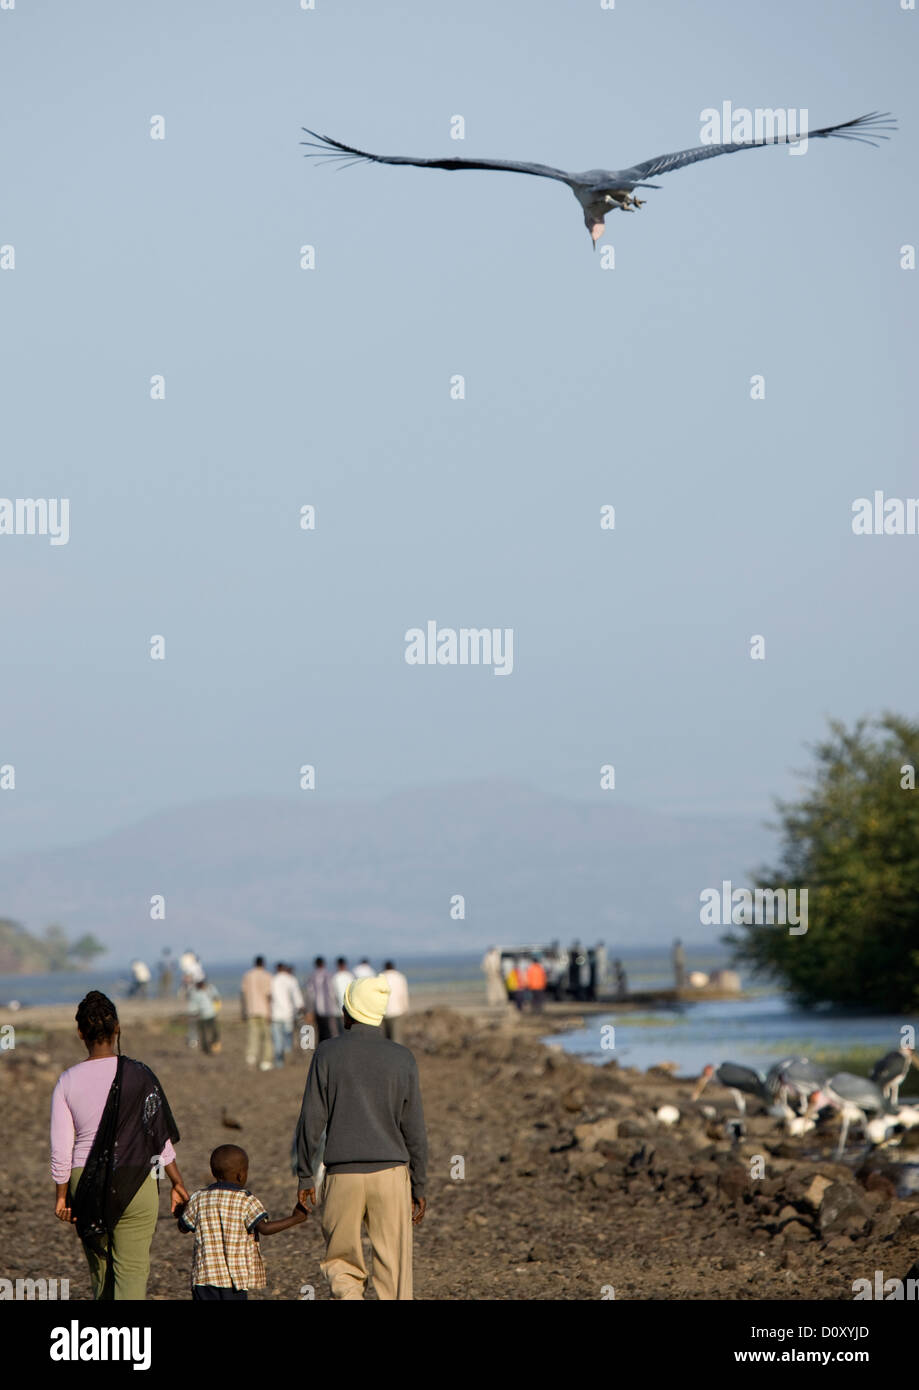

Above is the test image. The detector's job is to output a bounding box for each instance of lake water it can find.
[552,991,919,1086]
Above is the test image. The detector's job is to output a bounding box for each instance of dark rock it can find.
[757,1178,785,1199]
[717,1165,749,1204]
[861,1173,897,1202]
[896,1209,919,1238]
[819,1182,871,1238]
[574,1118,619,1150]
[871,1209,902,1241]
[769,1142,805,1160]
[617,1118,649,1138]
[801,1174,834,1211]
[567,1150,606,1177]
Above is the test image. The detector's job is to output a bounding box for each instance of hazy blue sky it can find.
[0,0,915,855]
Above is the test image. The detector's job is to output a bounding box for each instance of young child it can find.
[176,1143,308,1299]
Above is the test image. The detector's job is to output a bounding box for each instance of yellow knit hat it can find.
[344,973,391,1026]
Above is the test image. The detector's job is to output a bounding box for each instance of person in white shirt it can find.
[352,959,375,980]
[129,960,151,998]
[331,958,354,1013]
[180,950,205,985]
[179,951,205,1046]
[381,961,409,1044]
[481,946,505,1007]
[270,963,305,1067]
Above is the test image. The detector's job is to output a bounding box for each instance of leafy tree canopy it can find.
[726,714,919,1012]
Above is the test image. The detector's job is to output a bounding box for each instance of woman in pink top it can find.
[51,991,188,1299]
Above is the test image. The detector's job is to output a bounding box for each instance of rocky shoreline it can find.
[3,1005,918,1300]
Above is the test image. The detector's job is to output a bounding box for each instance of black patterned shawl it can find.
[71,1055,180,1258]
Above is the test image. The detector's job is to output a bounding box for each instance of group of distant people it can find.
[128,951,182,999]
[481,939,702,1008]
[481,940,614,1009]
[123,950,411,1067]
[127,951,224,1053]
[240,955,410,1069]
[505,954,548,1013]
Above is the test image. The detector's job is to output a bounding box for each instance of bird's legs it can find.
[833,1106,863,1160]
[834,1113,850,1160]
[605,191,644,213]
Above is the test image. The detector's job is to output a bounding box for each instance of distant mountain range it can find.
[0,782,775,965]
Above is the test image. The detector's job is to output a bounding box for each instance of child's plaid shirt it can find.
[179,1182,269,1290]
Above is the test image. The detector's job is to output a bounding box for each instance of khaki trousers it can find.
[69,1166,159,1300]
[320,1165,413,1300]
[382,1015,404,1045]
[246,1015,272,1066]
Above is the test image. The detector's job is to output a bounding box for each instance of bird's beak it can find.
[690,1072,710,1101]
[590,222,605,249]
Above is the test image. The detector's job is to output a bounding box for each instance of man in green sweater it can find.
[295,973,427,1300]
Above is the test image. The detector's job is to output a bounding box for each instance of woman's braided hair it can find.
[75,991,120,1051]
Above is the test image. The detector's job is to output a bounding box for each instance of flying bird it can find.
[301,112,895,248]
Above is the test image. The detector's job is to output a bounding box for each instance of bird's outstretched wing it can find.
[301,128,573,184]
[623,111,896,183]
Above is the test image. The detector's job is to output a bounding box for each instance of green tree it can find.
[726,714,919,1011]
[42,924,71,971]
[0,918,36,972]
[69,933,106,965]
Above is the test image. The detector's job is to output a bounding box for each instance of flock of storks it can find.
[685,1047,918,1159]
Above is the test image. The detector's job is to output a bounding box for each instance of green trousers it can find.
[69,1166,160,1300]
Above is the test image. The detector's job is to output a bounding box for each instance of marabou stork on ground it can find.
[817,1073,893,1158]
[691,1062,772,1117]
[766,1057,828,1113]
[870,1046,917,1108]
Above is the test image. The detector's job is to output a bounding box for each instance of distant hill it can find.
[0,781,774,965]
